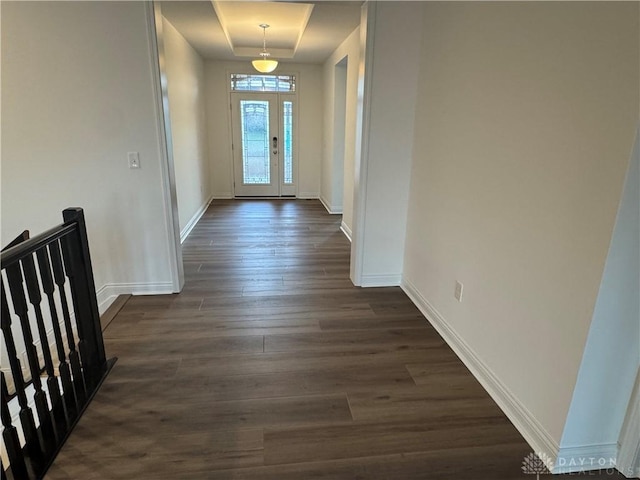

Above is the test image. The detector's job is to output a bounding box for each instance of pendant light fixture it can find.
[252,24,278,73]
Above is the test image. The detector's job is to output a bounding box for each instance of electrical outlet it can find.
[454,281,464,302]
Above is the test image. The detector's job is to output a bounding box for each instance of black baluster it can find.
[21,251,65,440]
[0,282,42,468]
[5,262,56,455]
[1,372,29,479]
[61,209,106,391]
[48,240,86,406]
[36,246,77,422]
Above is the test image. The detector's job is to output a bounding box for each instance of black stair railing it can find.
[1,208,116,480]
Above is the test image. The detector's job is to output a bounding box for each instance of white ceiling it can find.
[160,1,362,64]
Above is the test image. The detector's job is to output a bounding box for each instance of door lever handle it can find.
[272,136,278,154]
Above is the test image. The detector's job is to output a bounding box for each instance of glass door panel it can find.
[240,100,270,185]
[280,99,296,196]
[232,93,279,196]
[282,101,293,184]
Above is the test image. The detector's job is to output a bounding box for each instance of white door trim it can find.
[617,368,640,478]
[147,2,184,292]
[350,1,376,286]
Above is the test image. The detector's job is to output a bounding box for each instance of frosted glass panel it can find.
[231,74,296,92]
[283,101,293,184]
[240,100,270,185]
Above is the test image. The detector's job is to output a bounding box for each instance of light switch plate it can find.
[128,152,140,169]
[455,281,464,302]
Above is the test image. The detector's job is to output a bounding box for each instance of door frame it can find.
[226,70,299,198]
[147,0,373,292]
[148,1,184,293]
[231,92,281,196]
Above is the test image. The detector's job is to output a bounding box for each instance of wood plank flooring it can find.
[46,200,624,479]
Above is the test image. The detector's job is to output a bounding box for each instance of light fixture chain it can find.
[262,25,267,53]
[252,23,277,73]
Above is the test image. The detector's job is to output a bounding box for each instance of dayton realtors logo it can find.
[522,452,622,477]
[522,452,554,479]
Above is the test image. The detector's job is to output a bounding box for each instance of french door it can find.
[231,92,296,196]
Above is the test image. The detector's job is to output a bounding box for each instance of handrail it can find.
[1,230,30,252]
[1,223,76,268]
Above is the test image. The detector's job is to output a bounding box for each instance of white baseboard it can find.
[97,282,174,314]
[98,290,119,315]
[297,192,319,199]
[212,193,233,199]
[361,274,402,287]
[180,195,213,243]
[400,276,561,469]
[617,369,640,478]
[319,196,343,215]
[554,444,618,474]
[340,221,352,242]
[97,283,133,314]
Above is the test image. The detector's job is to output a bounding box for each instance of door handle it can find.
[272,136,278,154]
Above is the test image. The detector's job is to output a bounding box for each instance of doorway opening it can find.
[333,56,348,212]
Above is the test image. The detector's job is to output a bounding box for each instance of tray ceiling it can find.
[160,1,362,64]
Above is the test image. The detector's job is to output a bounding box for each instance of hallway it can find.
[45,200,622,479]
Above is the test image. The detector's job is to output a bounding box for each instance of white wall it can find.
[203,61,323,198]
[401,0,639,463]
[559,126,640,467]
[351,2,422,286]
[1,2,176,310]
[162,17,211,240]
[321,27,360,224]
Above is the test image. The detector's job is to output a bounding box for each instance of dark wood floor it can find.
[46,200,624,479]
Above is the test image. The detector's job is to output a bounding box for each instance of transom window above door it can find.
[230,74,296,92]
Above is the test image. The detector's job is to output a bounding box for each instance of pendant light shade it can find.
[252,58,279,73]
[252,24,278,73]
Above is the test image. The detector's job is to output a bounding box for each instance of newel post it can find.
[62,208,106,385]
